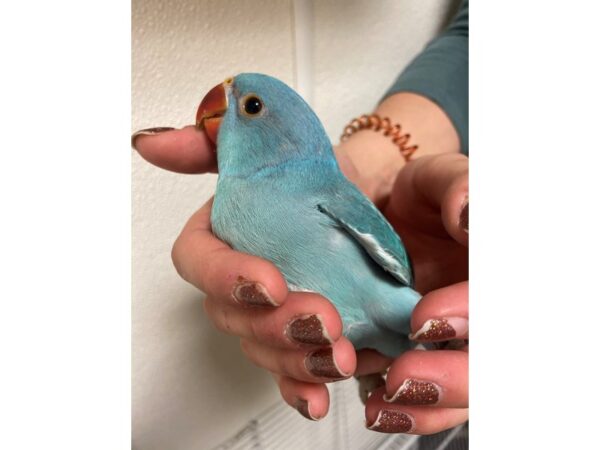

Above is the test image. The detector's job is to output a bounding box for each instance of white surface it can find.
[132,1,457,448]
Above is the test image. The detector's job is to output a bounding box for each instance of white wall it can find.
[132,1,457,448]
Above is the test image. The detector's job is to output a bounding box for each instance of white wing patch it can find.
[352,229,404,274]
[287,283,316,293]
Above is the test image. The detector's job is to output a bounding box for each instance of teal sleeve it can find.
[383,1,469,154]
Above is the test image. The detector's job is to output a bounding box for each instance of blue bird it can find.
[196,73,421,357]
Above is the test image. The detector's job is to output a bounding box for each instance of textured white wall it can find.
[132,1,457,448]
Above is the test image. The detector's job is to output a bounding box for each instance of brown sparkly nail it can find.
[305,347,348,379]
[131,127,175,149]
[459,200,469,233]
[286,315,332,346]
[385,379,440,405]
[411,318,454,341]
[367,410,414,433]
[294,398,318,421]
[232,276,277,307]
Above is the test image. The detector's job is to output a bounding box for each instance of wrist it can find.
[335,92,461,202]
[377,92,460,157]
[335,132,404,204]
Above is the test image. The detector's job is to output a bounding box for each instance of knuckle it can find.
[171,234,190,282]
[248,314,264,341]
[239,338,252,356]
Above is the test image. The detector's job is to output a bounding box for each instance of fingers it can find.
[355,349,393,376]
[172,198,289,307]
[204,291,343,348]
[274,374,330,421]
[366,387,468,434]
[410,282,469,342]
[131,125,218,174]
[414,154,468,246]
[384,350,468,408]
[240,336,356,383]
[392,153,468,246]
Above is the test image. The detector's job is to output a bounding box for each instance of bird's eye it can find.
[241,95,263,117]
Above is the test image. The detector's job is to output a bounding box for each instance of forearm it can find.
[336,92,460,203]
[337,0,468,202]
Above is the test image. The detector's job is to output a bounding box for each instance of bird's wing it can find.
[317,185,413,286]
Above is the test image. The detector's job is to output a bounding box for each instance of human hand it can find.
[133,126,356,421]
[356,153,469,434]
[133,127,468,430]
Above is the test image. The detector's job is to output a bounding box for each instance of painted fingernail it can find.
[232,276,278,307]
[294,398,319,421]
[459,198,469,233]
[409,317,468,342]
[305,347,348,379]
[131,127,175,149]
[286,314,332,346]
[384,379,440,405]
[367,409,414,433]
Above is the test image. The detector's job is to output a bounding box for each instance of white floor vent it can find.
[212,378,467,450]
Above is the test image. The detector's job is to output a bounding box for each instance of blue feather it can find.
[210,73,421,357]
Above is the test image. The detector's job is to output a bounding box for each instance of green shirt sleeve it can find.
[383,0,469,154]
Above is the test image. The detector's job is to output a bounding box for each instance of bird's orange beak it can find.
[196,78,232,145]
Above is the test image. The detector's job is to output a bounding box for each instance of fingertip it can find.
[132,125,217,174]
[237,258,289,307]
[440,174,469,247]
[276,375,330,420]
[286,292,344,342]
[410,281,469,342]
[333,337,357,377]
[364,386,388,424]
[261,261,290,306]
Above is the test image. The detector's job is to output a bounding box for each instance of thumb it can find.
[131,125,217,174]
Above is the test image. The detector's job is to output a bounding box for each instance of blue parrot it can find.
[196,73,421,357]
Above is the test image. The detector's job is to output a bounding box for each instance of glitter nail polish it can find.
[232,276,277,307]
[294,398,318,421]
[286,314,332,346]
[131,127,175,149]
[367,409,414,433]
[305,347,347,379]
[410,317,468,342]
[384,379,440,405]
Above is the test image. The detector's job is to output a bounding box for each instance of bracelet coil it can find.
[340,114,418,162]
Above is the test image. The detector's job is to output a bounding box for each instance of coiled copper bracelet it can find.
[340,114,418,162]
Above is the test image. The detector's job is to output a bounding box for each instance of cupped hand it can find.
[133,127,468,430]
[356,153,469,434]
[133,126,356,421]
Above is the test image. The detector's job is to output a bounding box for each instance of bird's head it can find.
[196,73,335,177]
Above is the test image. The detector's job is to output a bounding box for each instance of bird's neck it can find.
[219,155,339,180]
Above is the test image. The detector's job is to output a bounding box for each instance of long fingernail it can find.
[286,314,332,346]
[367,409,414,433]
[384,379,440,405]
[232,276,277,307]
[131,127,175,149]
[459,198,469,233]
[294,398,319,421]
[305,348,348,379]
[409,317,468,342]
